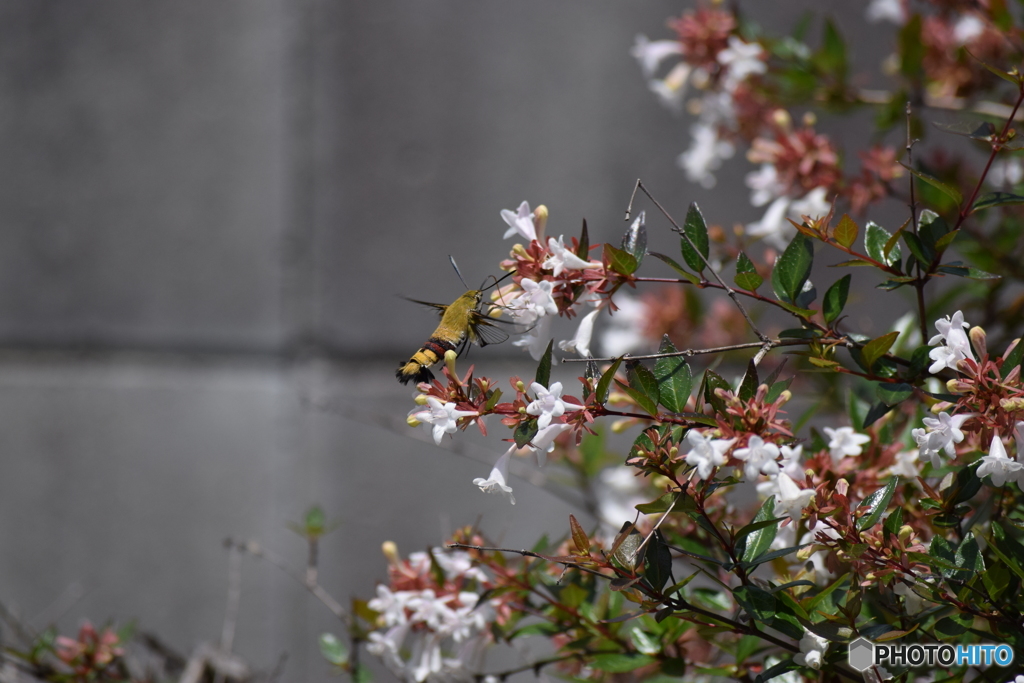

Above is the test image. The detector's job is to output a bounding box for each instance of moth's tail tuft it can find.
[396,360,435,385]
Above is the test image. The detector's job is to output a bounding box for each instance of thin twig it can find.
[219,543,243,655]
[563,338,808,363]
[906,102,929,344]
[627,181,771,354]
[223,538,349,624]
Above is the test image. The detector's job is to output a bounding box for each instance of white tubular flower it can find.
[823,426,871,463]
[716,36,766,91]
[774,472,814,519]
[684,430,736,480]
[500,201,536,241]
[508,278,558,324]
[526,381,582,430]
[678,122,735,189]
[733,436,781,480]
[473,446,516,504]
[888,449,920,479]
[779,444,805,480]
[793,630,829,670]
[529,422,572,466]
[928,310,975,373]
[411,397,479,445]
[789,187,830,222]
[977,435,1024,487]
[649,62,694,113]
[543,235,602,277]
[630,34,683,79]
[916,411,970,466]
[559,309,600,358]
[746,188,830,250]
[512,315,553,360]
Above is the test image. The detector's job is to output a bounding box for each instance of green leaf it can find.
[876,382,913,406]
[902,231,933,266]
[831,258,874,268]
[901,163,963,206]
[734,252,763,291]
[771,234,814,304]
[755,659,799,683]
[861,331,899,371]
[883,506,904,540]
[703,370,731,414]
[621,212,647,267]
[650,251,700,285]
[629,628,660,656]
[534,339,553,388]
[626,359,660,408]
[596,358,623,404]
[833,214,858,248]
[943,461,982,506]
[603,243,639,276]
[739,496,780,563]
[643,530,673,592]
[319,633,348,665]
[934,614,971,639]
[653,336,692,413]
[738,359,759,402]
[822,274,851,324]
[743,544,808,568]
[622,384,659,417]
[514,418,538,448]
[857,478,897,530]
[732,585,778,622]
[591,654,656,673]
[576,219,590,260]
[929,536,960,577]
[680,203,710,273]
[862,401,891,429]
[1002,339,1024,378]
[971,191,1024,213]
[635,493,678,514]
[954,531,985,576]
[864,221,900,267]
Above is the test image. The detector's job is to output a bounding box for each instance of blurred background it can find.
[0,1,887,680]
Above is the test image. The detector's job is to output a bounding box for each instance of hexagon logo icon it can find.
[848,638,875,671]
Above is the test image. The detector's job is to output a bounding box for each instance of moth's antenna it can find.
[480,270,514,292]
[449,255,471,290]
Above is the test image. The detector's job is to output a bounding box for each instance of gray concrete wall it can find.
[0,1,886,681]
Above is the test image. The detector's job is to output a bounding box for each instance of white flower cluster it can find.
[366,551,494,683]
[977,423,1024,488]
[911,411,969,468]
[499,201,602,360]
[928,310,975,374]
[630,34,766,188]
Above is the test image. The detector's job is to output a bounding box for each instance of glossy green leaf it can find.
[650,251,700,285]
[864,221,901,267]
[857,478,897,530]
[703,370,731,414]
[596,358,623,404]
[603,243,638,276]
[734,251,763,291]
[535,340,553,388]
[860,331,899,371]
[643,530,673,592]
[680,202,710,273]
[972,191,1024,213]
[876,382,913,406]
[822,274,851,324]
[954,531,985,576]
[739,496,780,563]
[653,336,692,413]
[576,219,590,260]
[732,585,778,622]
[771,234,814,303]
[514,418,538,448]
[1001,339,1024,378]
[901,163,963,206]
[902,231,933,266]
[738,360,759,402]
[621,212,647,267]
[626,359,660,405]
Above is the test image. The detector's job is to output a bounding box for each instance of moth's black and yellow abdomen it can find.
[396,337,457,385]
